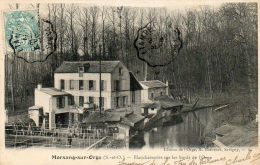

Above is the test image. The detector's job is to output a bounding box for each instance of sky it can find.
[0,1,227,19]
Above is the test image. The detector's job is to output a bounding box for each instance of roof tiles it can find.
[39,88,70,96]
[140,80,167,88]
[55,61,120,73]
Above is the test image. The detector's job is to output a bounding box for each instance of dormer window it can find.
[78,66,84,72]
[78,66,84,77]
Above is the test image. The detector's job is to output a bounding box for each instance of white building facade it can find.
[140,80,169,103]
[29,61,143,130]
[139,80,169,116]
[31,85,79,129]
[54,61,134,110]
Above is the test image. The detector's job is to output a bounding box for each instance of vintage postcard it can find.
[0,0,259,165]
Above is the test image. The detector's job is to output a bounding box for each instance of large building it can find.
[54,61,142,110]
[29,61,143,129]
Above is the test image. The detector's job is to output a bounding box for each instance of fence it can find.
[5,124,127,149]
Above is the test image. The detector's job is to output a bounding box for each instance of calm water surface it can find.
[131,108,213,148]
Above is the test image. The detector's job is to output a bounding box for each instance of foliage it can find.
[5,3,257,114]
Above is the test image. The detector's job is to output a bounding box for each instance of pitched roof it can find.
[129,72,143,91]
[139,80,167,88]
[39,88,70,96]
[121,113,145,127]
[8,114,35,125]
[28,105,42,110]
[141,102,159,109]
[155,96,183,109]
[84,112,121,123]
[83,110,144,127]
[55,61,120,73]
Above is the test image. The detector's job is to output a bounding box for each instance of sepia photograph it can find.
[1,1,258,151]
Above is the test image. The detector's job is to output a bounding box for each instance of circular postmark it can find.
[134,20,182,67]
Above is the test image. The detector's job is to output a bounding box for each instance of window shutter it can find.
[103,80,106,91]
[71,80,75,90]
[120,80,122,90]
[121,80,126,90]
[85,96,89,103]
[84,80,88,91]
[75,80,79,90]
[56,97,59,108]
[119,97,122,107]
[126,96,128,106]
[68,80,71,90]
[114,97,117,107]
[62,97,65,107]
[94,97,98,106]
[65,80,69,90]
[93,80,96,90]
[75,96,79,106]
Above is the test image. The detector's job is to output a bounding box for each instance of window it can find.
[68,96,74,105]
[108,127,119,133]
[151,93,154,99]
[79,96,84,107]
[114,80,120,91]
[115,97,120,108]
[119,67,123,75]
[78,66,84,77]
[89,97,94,104]
[123,96,127,107]
[60,79,65,90]
[78,66,84,72]
[89,80,94,90]
[132,92,135,103]
[57,96,65,108]
[160,91,163,96]
[79,80,84,90]
[100,80,105,91]
[70,80,74,90]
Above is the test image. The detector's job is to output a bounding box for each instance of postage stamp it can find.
[0,1,259,165]
[4,10,41,53]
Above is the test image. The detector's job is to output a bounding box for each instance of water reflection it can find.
[130,108,213,148]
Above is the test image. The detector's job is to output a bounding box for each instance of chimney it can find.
[37,84,42,90]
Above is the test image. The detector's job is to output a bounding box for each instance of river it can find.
[130,108,214,148]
